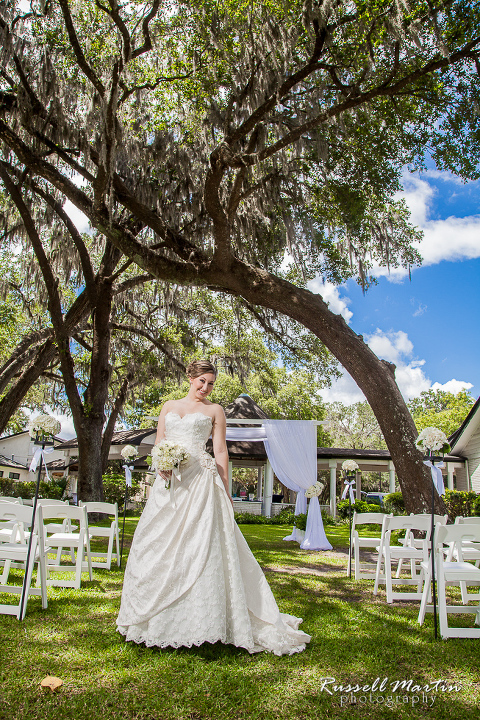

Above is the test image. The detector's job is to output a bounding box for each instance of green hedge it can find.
[444,489,480,519]
[383,492,405,514]
[0,477,65,500]
[102,473,141,509]
[337,499,382,519]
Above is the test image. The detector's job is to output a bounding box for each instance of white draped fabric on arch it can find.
[225,419,332,552]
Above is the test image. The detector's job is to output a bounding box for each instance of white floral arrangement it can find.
[305,481,324,498]
[342,459,359,474]
[28,413,61,439]
[415,427,450,455]
[149,440,190,488]
[121,445,138,462]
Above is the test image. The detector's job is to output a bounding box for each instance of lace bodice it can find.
[164,411,213,452]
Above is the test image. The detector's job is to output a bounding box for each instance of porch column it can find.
[446,462,455,491]
[257,466,263,500]
[329,459,337,518]
[355,470,361,500]
[263,460,273,518]
[388,461,396,493]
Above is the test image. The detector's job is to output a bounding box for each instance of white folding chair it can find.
[0,502,47,619]
[347,512,388,580]
[418,523,480,638]
[37,504,92,589]
[449,517,480,568]
[36,499,76,563]
[374,514,432,603]
[396,514,447,577]
[80,502,120,569]
[0,497,23,503]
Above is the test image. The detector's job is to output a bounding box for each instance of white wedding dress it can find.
[117,411,311,655]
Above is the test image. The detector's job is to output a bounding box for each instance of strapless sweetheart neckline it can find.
[165,411,213,423]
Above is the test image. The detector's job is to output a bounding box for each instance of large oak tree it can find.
[1,0,479,511]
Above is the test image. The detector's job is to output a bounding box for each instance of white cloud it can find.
[367,329,413,364]
[431,379,473,395]
[374,172,480,280]
[321,329,436,405]
[307,279,353,323]
[319,371,366,405]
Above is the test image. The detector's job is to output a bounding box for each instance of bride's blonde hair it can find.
[186,360,217,378]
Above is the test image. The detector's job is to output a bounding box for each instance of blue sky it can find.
[310,170,480,405]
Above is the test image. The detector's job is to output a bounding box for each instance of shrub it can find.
[384,492,405,514]
[444,489,479,519]
[291,512,306,530]
[102,472,141,508]
[0,478,65,500]
[337,499,380,519]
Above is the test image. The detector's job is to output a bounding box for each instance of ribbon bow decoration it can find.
[424,460,445,496]
[122,464,134,488]
[341,477,356,503]
[29,446,55,481]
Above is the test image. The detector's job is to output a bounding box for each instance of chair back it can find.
[0,496,23,504]
[79,501,118,518]
[352,511,386,527]
[36,499,69,506]
[0,501,34,528]
[37,504,87,530]
[385,514,432,533]
[454,516,480,526]
[436,523,480,549]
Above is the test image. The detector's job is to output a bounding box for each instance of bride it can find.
[116,360,311,655]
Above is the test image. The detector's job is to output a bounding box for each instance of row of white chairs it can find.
[347,511,480,638]
[0,499,120,619]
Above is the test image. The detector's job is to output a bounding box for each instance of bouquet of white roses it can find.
[415,427,450,455]
[305,481,324,499]
[28,413,61,439]
[150,440,190,488]
[342,459,359,474]
[121,444,138,462]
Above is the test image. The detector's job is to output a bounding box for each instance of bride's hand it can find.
[159,470,172,482]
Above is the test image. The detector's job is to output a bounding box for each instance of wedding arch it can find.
[225,418,332,552]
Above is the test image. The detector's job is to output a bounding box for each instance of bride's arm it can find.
[155,401,173,443]
[212,408,232,505]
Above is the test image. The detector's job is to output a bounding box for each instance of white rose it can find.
[121,444,138,461]
[342,460,359,473]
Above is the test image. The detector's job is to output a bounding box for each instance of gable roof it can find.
[224,394,268,420]
[448,396,480,454]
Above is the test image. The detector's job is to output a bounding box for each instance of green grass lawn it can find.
[0,519,479,720]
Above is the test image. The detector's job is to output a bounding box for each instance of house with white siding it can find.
[0,431,68,484]
[449,397,480,493]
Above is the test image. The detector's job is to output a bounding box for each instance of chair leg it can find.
[18,536,38,621]
[374,552,383,596]
[115,524,120,566]
[106,531,114,570]
[418,568,431,626]
[437,567,449,639]
[1,559,11,583]
[384,548,393,604]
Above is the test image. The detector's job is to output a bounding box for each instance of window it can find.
[8,472,20,480]
[0,471,3,477]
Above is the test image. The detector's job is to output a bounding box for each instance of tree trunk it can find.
[76,417,106,502]
[203,258,444,514]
